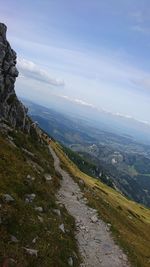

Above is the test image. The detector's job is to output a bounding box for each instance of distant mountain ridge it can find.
[21,92,150,145]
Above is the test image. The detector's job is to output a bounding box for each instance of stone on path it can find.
[91,215,98,223]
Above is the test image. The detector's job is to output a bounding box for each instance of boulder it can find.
[37,216,44,223]
[3,194,14,203]
[10,235,19,243]
[24,248,38,257]
[25,193,36,203]
[26,174,35,181]
[59,223,65,233]
[53,209,61,216]
[44,174,52,181]
[35,206,43,212]
[68,257,73,266]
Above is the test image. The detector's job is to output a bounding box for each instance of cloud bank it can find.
[60,95,95,108]
[59,94,150,127]
[17,58,65,87]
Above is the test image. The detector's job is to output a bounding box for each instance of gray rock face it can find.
[0,23,30,132]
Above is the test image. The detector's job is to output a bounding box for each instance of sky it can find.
[1,0,150,124]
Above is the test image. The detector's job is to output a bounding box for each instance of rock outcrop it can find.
[0,23,30,132]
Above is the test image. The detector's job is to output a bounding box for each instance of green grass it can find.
[52,141,150,267]
[0,130,81,267]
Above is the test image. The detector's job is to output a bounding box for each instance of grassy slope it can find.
[0,130,80,267]
[52,141,150,267]
[61,145,114,187]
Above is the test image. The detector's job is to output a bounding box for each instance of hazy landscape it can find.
[23,99,150,208]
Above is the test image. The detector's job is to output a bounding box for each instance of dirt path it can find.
[49,146,130,267]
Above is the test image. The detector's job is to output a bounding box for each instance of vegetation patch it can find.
[0,130,81,267]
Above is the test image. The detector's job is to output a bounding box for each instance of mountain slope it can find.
[52,141,150,267]
[0,126,80,267]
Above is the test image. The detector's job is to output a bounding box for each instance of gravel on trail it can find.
[49,146,130,267]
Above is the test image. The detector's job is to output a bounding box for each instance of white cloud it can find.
[12,36,150,125]
[130,11,145,23]
[13,37,150,94]
[107,111,150,127]
[131,25,150,34]
[73,98,95,108]
[59,94,150,127]
[17,58,65,86]
[60,95,95,108]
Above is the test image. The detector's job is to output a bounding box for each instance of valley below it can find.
[24,99,150,208]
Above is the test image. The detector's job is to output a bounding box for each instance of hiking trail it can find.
[49,146,130,267]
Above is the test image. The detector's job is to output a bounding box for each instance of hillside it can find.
[52,141,150,267]
[1,123,150,267]
[0,124,80,267]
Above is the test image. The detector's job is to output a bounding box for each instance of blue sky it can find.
[1,0,150,124]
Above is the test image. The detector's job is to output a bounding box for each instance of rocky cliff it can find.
[0,23,30,132]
